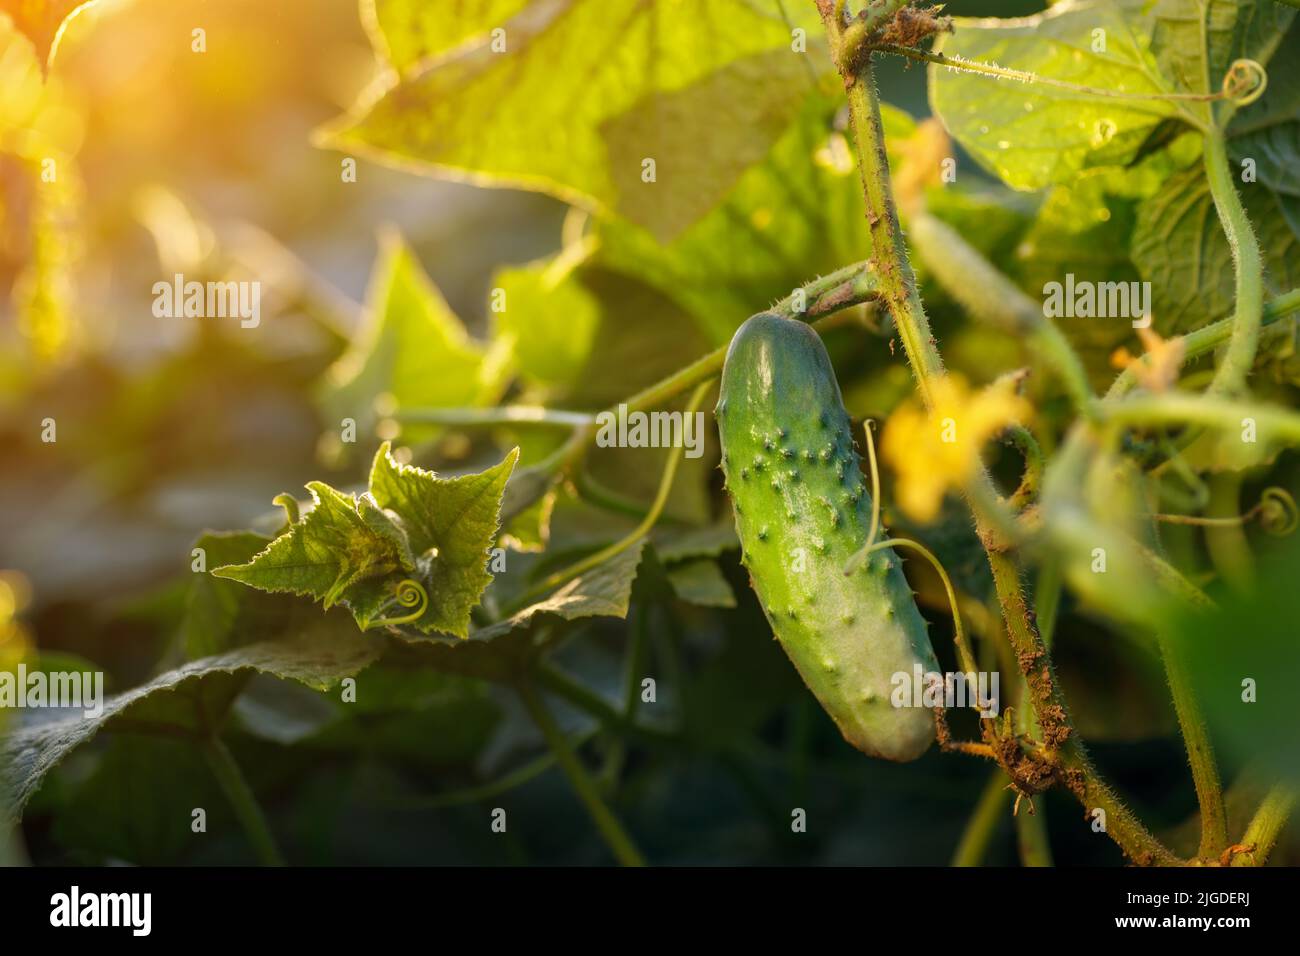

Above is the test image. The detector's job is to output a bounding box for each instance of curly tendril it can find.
[365,578,429,629]
[1257,488,1298,537]
[1223,59,1267,106]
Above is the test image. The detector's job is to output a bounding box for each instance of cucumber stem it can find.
[201,736,286,867]
[1231,784,1296,866]
[501,381,713,613]
[517,681,646,867]
[1153,626,1229,860]
[951,770,1012,866]
[1203,128,1265,397]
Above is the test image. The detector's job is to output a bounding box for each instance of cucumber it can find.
[716,313,940,761]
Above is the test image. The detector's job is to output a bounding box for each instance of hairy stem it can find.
[1104,393,1300,443]
[518,681,646,867]
[1231,784,1296,867]
[1152,627,1229,860]
[1203,129,1265,396]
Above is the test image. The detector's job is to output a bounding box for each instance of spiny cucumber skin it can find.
[717,313,940,762]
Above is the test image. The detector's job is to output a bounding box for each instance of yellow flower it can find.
[881,374,1031,522]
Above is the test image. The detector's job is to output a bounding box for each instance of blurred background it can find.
[1,0,1295,865]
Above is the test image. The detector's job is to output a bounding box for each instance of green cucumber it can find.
[716,313,940,761]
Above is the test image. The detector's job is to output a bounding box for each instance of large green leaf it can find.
[931,0,1186,192]
[491,241,602,389]
[934,0,1299,346]
[216,443,519,637]
[363,0,531,72]
[1131,165,1300,330]
[319,0,829,240]
[595,91,884,344]
[563,94,1012,347]
[1,628,381,823]
[1131,21,1300,331]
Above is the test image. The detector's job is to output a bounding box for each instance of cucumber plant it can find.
[4,0,1300,869]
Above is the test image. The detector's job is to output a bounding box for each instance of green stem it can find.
[201,736,286,867]
[620,278,876,418]
[397,407,596,429]
[517,681,647,867]
[1231,784,1296,866]
[1104,392,1300,443]
[988,551,1181,864]
[952,770,1012,866]
[1203,129,1265,396]
[1204,471,1254,595]
[601,603,652,790]
[1016,805,1055,867]
[1152,627,1229,860]
[879,45,1225,113]
[375,728,601,810]
[502,381,713,614]
[535,663,681,746]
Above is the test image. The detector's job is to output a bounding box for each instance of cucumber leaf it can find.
[1,627,381,823]
[318,0,830,241]
[363,0,531,72]
[216,443,519,638]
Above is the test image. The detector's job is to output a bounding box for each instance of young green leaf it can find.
[468,538,647,643]
[213,481,416,618]
[214,444,519,637]
[367,442,520,636]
